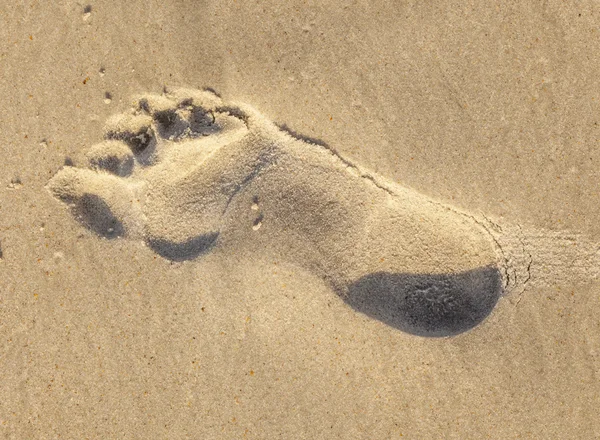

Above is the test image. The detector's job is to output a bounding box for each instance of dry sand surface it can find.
[1,1,600,438]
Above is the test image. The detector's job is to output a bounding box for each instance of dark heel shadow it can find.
[344,266,503,337]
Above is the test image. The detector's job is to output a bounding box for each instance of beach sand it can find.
[1,1,599,438]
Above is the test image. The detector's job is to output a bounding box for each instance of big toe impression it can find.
[47,167,141,239]
[345,266,503,337]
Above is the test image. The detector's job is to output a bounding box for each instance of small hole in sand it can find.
[104,92,112,104]
[83,5,92,20]
[7,176,22,189]
[252,214,264,231]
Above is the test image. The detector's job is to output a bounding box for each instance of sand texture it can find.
[1,1,600,438]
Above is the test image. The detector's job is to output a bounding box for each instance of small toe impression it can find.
[87,140,134,176]
[153,108,183,138]
[189,107,219,136]
[135,93,188,139]
[135,93,219,140]
[345,266,503,337]
[104,113,156,158]
[133,89,245,141]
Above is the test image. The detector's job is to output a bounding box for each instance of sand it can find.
[1,1,599,438]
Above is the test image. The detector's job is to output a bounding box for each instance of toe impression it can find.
[47,167,141,239]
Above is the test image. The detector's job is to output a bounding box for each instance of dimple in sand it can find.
[47,87,505,337]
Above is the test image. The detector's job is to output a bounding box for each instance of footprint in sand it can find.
[48,87,592,337]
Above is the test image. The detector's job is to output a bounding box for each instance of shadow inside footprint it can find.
[154,109,189,139]
[146,233,219,262]
[91,154,134,177]
[73,193,125,239]
[345,266,503,337]
[105,126,157,166]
